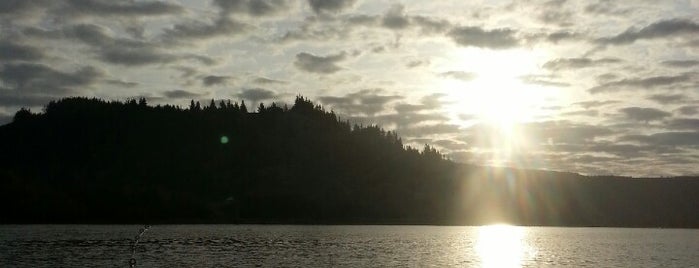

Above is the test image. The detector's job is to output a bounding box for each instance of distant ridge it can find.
[1,97,698,227]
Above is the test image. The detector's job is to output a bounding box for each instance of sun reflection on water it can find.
[476,224,534,268]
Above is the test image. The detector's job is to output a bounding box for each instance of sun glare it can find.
[440,48,559,165]
[476,224,533,268]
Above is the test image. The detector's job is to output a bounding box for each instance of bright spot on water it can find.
[476,224,534,267]
[220,135,229,144]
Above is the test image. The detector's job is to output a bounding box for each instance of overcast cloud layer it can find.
[1,0,698,177]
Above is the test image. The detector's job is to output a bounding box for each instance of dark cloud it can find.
[0,0,49,14]
[319,89,403,116]
[214,0,290,16]
[26,24,178,66]
[162,17,249,42]
[542,57,621,70]
[597,18,699,45]
[665,118,699,130]
[448,26,519,49]
[574,100,619,109]
[546,31,581,43]
[619,131,699,146]
[236,88,277,103]
[412,16,451,34]
[405,59,430,68]
[662,60,699,68]
[677,106,698,116]
[0,40,43,61]
[646,93,687,104]
[0,89,57,107]
[382,4,409,30]
[584,0,630,16]
[202,75,231,87]
[253,77,286,84]
[619,107,672,122]
[105,79,138,88]
[520,75,570,87]
[59,0,184,17]
[307,0,356,14]
[439,71,476,81]
[163,89,205,99]
[589,74,691,94]
[294,52,345,74]
[0,63,102,94]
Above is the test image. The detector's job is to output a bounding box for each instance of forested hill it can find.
[1,97,698,227]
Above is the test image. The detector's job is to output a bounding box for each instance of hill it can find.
[1,97,698,227]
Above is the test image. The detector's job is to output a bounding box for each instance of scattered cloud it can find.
[597,18,699,45]
[294,52,346,74]
[589,74,692,94]
[646,93,687,105]
[236,88,277,103]
[543,57,621,70]
[163,89,206,99]
[439,71,476,81]
[307,0,356,14]
[662,60,699,68]
[0,40,43,61]
[448,26,519,49]
[619,107,672,122]
[202,75,231,87]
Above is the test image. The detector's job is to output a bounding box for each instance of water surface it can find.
[1,225,697,267]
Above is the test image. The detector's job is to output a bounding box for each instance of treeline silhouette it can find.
[1,97,698,227]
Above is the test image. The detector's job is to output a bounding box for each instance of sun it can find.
[439,47,558,164]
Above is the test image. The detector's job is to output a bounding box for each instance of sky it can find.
[0,0,698,177]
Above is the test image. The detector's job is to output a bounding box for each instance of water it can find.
[1,225,697,267]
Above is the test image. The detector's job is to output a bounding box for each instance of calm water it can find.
[1,225,697,267]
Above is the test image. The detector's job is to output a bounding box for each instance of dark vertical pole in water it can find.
[129,225,151,268]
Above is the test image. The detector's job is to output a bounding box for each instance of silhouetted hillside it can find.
[1,97,698,227]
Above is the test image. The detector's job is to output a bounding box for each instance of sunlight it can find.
[476,224,530,268]
[440,48,560,166]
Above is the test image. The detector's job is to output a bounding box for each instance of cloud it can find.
[546,31,581,43]
[26,24,178,66]
[0,40,43,61]
[307,0,356,14]
[439,71,476,81]
[202,75,231,87]
[665,118,699,130]
[405,59,430,68]
[574,100,619,109]
[214,0,290,16]
[677,106,698,116]
[0,0,48,15]
[646,93,687,104]
[619,107,672,122]
[162,17,249,42]
[542,57,621,70]
[0,63,103,94]
[584,0,630,16]
[448,26,519,49]
[319,89,403,116]
[253,77,286,84]
[294,52,346,74]
[236,88,277,103]
[597,18,699,45]
[105,79,138,88]
[619,131,699,146]
[520,75,570,87]
[0,89,57,107]
[162,89,205,99]
[662,60,699,68]
[589,74,692,94]
[58,0,184,17]
[382,4,409,30]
